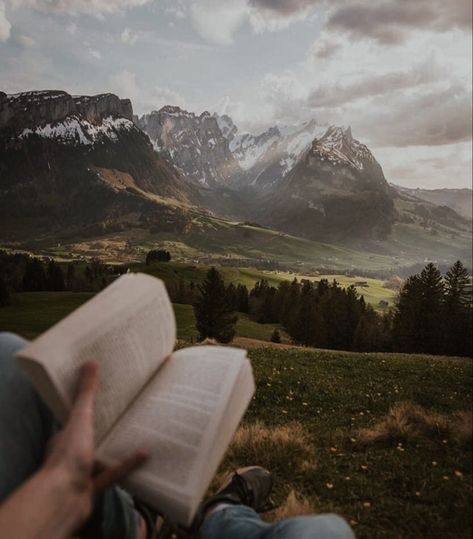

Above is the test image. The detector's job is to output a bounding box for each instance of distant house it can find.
[354,281,369,288]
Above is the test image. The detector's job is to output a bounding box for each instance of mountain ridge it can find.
[1,89,471,272]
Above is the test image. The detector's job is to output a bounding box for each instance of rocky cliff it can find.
[262,126,396,241]
[0,91,198,241]
[137,106,244,188]
[0,90,132,131]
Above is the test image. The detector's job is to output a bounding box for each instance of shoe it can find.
[193,466,273,530]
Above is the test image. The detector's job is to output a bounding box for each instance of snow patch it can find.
[19,116,135,146]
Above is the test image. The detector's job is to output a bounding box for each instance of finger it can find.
[93,451,149,493]
[68,361,99,428]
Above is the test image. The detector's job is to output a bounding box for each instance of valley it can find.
[1,90,471,278]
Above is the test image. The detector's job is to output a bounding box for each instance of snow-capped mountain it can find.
[0,91,197,240]
[225,119,327,190]
[136,106,243,188]
[262,125,396,242]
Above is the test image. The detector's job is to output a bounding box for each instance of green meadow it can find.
[139,261,397,310]
[0,290,471,539]
[0,292,283,342]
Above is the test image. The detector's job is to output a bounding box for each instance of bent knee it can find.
[0,332,28,356]
[0,332,29,377]
[278,513,355,539]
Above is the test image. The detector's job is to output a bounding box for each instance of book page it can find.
[16,273,176,443]
[97,345,254,527]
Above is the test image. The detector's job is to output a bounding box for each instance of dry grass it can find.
[265,490,317,522]
[223,421,317,474]
[354,401,473,449]
[209,423,318,524]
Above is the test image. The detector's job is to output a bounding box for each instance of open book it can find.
[16,272,255,527]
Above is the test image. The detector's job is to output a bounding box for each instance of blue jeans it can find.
[202,506,355,539]
[0,332,138,539]
[0,332,355,539]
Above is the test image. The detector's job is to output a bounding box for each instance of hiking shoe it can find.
[195,466,273,529]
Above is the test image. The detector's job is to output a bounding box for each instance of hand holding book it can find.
[16,273,255,527]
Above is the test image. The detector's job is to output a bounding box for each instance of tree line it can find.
[194,262,472,357]
[0,251,121,305]
[1,250,471,357]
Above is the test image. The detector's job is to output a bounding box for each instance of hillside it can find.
[394,186,473,220]
[1,91,471,274]
[0,290,471,539]
[0,91,199,241]
[263,126,395,242]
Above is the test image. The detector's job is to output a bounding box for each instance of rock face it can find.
[262,126,396,241]
[0,91,197,241]
[137,106,244,188]
[228,119,326,191]
[0,90,133,131]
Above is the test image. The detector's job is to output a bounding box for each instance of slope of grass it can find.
[224,348,472,539]
[0,292,471,538]
[0,292,282,342]
[138,262,397,310]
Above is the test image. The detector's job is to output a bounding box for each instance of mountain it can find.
[0,90,198,241]
[226,119,327,191]
[260,126,396,241]
[1,91,470,272]
[393,186,473,220]
[136,106,244,189]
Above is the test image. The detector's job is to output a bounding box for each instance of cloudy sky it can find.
[0,0,471,188]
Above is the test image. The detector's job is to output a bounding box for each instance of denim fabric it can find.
[200,504,355,539]
[0,332,138,539]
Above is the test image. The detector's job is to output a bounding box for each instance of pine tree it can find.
[445,261,471,307]
[444,261,472,356]
[225,283,238,311]
[393,275,423,353]
[290,281,318,346]
[0,275,11,307]
[236,284,249,313]
[46,260,65,291]
[22,259,46,291]
[418,263,445,353]
[393,264,445,354]
[194,267,237,343]
[66,263,76,291]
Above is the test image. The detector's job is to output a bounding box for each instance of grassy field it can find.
[0,292,471,538]
[0,292,283,342]
[215,348,472,539]
[22,217,405,273]
[139,262,397,310]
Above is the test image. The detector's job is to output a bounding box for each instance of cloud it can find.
[16,33,35,46]
[327,0,472,45]
[66,22,77,34]
[0,1,11,42]
[190,0,247,45]
[313,39,341,60]
[364,85,472,147]
[308,57,446,108]
[121,27,138,45]
[88,47,101,60]
[375,142,472,188]
[189,0,322,44]
[109,69,187,113]
[7,0,153,16]
[249,0,320,16]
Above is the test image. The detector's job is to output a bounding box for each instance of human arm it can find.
[0,362,148,539]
